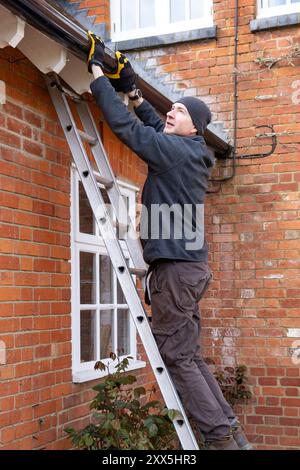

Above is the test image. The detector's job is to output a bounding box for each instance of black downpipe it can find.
[213,0,238,183]
[208,0,238,189]
[232,0,238,179]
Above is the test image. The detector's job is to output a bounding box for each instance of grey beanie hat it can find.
[175,97,212,136]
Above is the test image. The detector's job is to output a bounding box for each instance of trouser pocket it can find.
[178,262,212,310]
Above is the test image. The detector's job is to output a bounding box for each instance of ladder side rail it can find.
[76,101,147,272]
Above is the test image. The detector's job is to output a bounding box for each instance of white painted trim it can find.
[257,0,300,18]
[0,81,6,105]
[73,359,146,383]
[116,178,140,193]
[59,52,93,95]
[71,167,141,382]
[0,5,25,49]
[71,167,78,378]
[110,0,213,42]
[18,24,67,74]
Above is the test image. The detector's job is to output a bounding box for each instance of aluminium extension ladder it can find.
[45,73,199,451]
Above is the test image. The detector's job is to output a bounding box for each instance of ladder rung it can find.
[129,267,147,277]
[112,221,128,232]
[95,174,114,189]
[77,129,98,146]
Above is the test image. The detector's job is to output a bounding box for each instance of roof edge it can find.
[0,0,231,154]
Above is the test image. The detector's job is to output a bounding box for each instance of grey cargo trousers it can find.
[149,260,235,440]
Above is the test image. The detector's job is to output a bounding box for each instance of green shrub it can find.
[65,354,179,450]
[206,361,252,407]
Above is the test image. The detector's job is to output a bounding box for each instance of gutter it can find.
[0,0,231,156]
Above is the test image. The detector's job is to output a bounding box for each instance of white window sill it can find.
[72,359,146,383]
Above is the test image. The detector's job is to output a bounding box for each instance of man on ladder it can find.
[86,33,252,451]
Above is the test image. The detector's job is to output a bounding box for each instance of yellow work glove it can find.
[87,31,105,72]
[104,51,136,93]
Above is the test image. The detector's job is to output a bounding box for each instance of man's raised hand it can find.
[87,31,105,72]
[104,51,136,93]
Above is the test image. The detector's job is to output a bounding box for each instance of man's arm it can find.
[90,66,183,172]
[127,90,165,133]
[88,35,165,133]
[92,64,164,133]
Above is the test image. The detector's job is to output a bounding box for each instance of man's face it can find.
[163,103,197,137]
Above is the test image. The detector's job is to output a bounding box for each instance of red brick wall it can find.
[0,46,152,449]
[205,1,300,450]
[1,0,300,450]
[135,0,300,450]
[70,0,300,450]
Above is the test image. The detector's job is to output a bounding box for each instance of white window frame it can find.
[257,0,300,18]
[110,0,213,42]
[71,166,145,383]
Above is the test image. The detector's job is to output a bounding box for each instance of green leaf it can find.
[167,409,181,421]
[143,400,161,410]
[134,387,146,398]
[115,356,134,372]
[118,375,136,385]
[83,434,94,447]
[92,382,106,392]
[94,361,106,371]
[148,423,158,437]
[114,400,129,410]
[111,419,121,431]
[92,412,106,422]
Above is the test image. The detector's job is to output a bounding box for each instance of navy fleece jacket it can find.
[90,76,214,265]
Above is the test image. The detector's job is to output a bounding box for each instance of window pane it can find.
[79,181,94,235]
[80,310,96,362]
[117,195,129,240]
[190,0,204,19]
[117,258,129,304]
[268,0,285,6]
[100,187,114,232]
[80,252,96,304]
[100,255,113,304]
[121,0,137,31]
[140,0,155,28]
[291,0,300,3]
[100,310,113,359]
[117,277,126,304]
[117,309,130,356]
[170,0,186,22]
[100,187,110,205]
